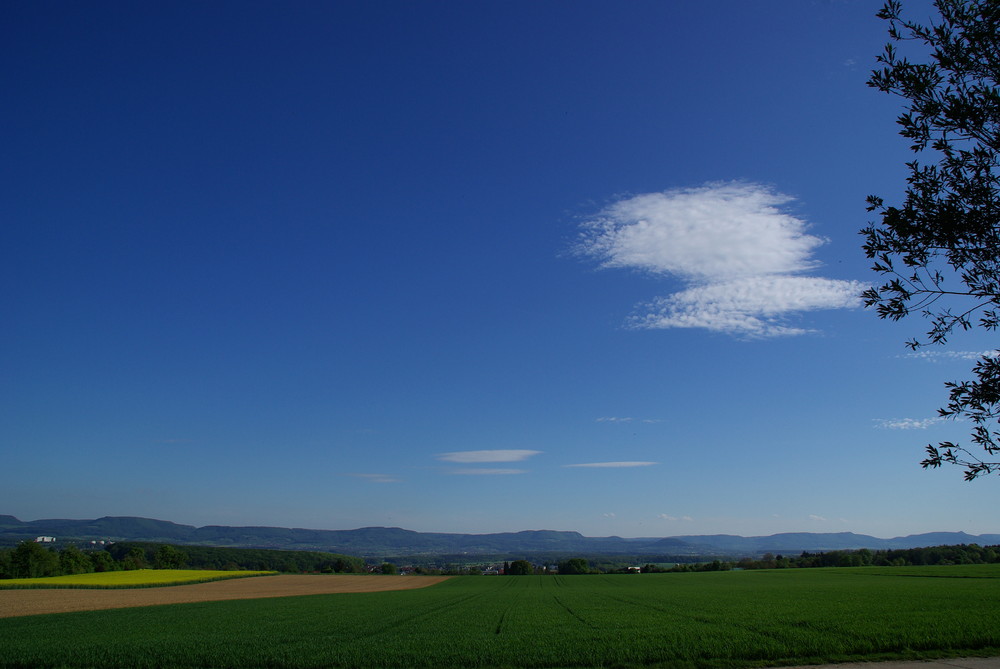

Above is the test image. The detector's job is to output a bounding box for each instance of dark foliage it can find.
[863,0,1000,478]
[107,543,365,574]
[659,543,999,572]
[505,559,535,575]
[0,541,366,579]
[556,558,591,575]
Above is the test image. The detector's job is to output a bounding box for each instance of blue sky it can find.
[3,0,997,539]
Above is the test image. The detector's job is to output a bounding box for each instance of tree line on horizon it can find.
[3,539,997,580]
[406,544,1000,576]
[634,543,1000,573]
[0,541,366,579]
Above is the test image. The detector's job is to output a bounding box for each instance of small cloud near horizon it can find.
[596,417,662,424]
[564,461,659,468]
[447,468,527,476]
[576,182,866,338]
[658,514,694,522]
[874,417,945,430]
[903,350,999,362]
[436,449,542,463]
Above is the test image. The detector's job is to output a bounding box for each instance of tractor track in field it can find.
[551,594,598,629]
[0,574,451,618]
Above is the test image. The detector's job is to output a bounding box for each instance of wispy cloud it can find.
[576,182,866,337]
[564,461,659,468]
[874,417,945,430]
[658,514,693,522]
[447,468,527,475]
[347,473,400,484]
[632,276,864,337]
[596,417,662,424]
[809,514,827,522]
[436,449,542,463]
[903,350,999,362]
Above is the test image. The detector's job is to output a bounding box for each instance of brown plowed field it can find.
[0,574,450,618]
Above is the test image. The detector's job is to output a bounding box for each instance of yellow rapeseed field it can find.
[0,569,276,589]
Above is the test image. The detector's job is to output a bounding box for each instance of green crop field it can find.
[1,565,998,668]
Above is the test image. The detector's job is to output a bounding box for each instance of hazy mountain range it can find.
[2,515,997,558]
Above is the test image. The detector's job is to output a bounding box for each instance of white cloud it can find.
[597,416,634,423]
[658,514,694,522]
[436,449,542,463]
[580,183,822,280]
[809,514,827,522]
[448,468,527,475]
[904,350,999,362]
[602,512,616,518]
[564,461,659,468]
[577,182,866,337]
[874,417,945,430]
[632,275,865,337]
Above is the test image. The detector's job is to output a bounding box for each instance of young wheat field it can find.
[1,565,998,668]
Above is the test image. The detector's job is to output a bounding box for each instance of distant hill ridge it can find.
[1,515,997,558]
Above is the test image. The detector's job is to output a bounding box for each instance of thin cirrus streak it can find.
[435,449,542,463]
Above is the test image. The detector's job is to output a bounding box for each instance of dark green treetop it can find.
[506,560,534,575]
[557,558,590,575]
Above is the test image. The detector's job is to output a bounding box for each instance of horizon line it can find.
[3,514,996,541]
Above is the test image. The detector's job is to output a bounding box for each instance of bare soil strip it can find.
[0,574,450,618]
